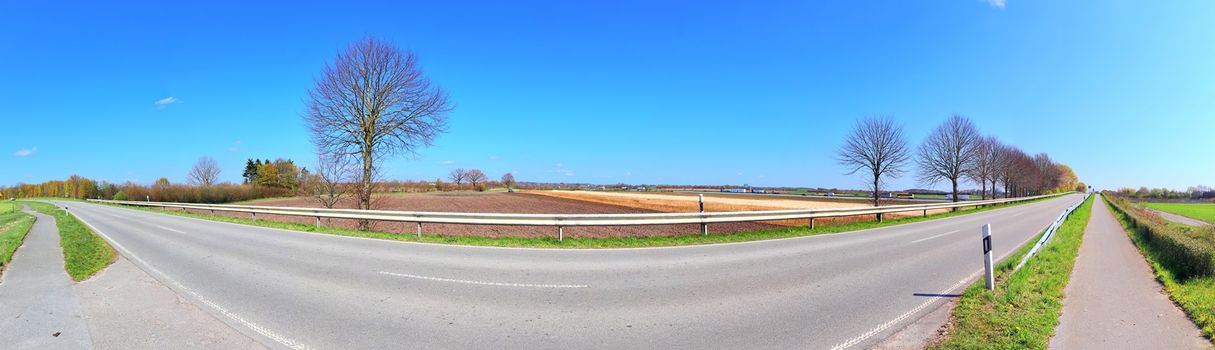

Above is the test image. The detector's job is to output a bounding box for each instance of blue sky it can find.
[2,1,1212,191]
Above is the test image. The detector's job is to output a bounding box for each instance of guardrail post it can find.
[558,226,564,241]
[316,217,320,229]
[923,209,927,217]
[877,213,883,223]
[982,224,994,291]
[251,212,256,220]
[416,222,422,238]
[808,217,815,229]
[701,223,708,235]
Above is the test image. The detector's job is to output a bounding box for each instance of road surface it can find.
[1148,208,1211,227]
[54,194,1082,349]
[1050,195,1209,349]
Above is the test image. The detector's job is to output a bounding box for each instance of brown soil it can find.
[188,192,784,238]
[528,190,947,227]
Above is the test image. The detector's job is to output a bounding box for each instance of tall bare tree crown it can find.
[305,36,452,215]
[837,116,910,206]
[917,114,981,202]
[187,156,221,186]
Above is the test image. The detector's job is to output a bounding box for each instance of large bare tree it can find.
[305,36,452,215]
[466,169,488,190]
[917,114,981,202]
[837,116,911,207]
[187,156,221,186]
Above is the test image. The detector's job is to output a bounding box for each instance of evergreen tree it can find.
[242,159,257,184]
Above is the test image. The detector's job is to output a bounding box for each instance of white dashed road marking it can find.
[910,230,960,244]
[379,271,589,289]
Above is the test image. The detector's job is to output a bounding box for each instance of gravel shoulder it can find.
[75,256,267,349]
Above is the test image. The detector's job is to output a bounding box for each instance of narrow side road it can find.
[1149,208,1211,227]
[0,206,92,349]
[1050,196,1210,349]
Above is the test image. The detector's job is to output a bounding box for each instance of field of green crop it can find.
[1142,202,1215,224]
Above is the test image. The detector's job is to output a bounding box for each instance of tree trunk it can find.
[952,180,959,203]
[980,179,987,200]
[873,178,880,207]
[359,146,374,230]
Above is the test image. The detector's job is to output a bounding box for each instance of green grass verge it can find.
[1106,197,1215,340]
[1142,202,1215,224]
[98,196,1059,249]
[0,202,37,276]
[930,195,1094,350]
[20,201,116,281]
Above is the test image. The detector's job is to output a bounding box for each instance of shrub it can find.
[112,190,128,201]
[1107,195,1215,279]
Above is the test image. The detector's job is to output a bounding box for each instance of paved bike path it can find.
[1050,196,1210,349]
[0,206,93,349]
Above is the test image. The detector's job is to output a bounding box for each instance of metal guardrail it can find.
[1012,192,1091,273]
[88,193,1062,240]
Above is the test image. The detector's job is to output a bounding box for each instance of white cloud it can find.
[623,171,632,176]
[986,0,1005,8]
[228,140,242,153]
[440,160,455,165]
[488,155,499,160]
[154,96,181,107]
[13,147,37,156]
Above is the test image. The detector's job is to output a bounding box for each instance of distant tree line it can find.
[838,114,1083,206]
[1114,186,1215,200]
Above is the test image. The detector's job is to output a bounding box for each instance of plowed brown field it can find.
[178,191,947,238]
[187,192,783,238]
[529,190,947,226]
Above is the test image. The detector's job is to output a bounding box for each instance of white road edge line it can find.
[828,216,1061,350]
[155,225,186,234]
[62,203,310,350]
[910,230,960,244]
[378,271,589,289]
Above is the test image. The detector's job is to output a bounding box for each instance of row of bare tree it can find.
[838,115,1076,207]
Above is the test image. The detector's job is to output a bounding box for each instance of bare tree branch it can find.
[837,116,910,207]
[187,156,221,186]
[305,36,453,224]
[917,114,981,202]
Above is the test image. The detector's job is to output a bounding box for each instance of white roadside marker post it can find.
[983,224,994,291]
[699,193,708,235]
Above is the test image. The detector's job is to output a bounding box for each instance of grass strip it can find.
[21,201,116,281]
[98,196,1056,249]
[0,203,37,277]
[1141,202,1215,225]
[930,195,1094,350]
[1105,197,1215,340]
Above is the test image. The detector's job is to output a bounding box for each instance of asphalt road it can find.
[1149,208,1212,227]
[54,194,1082,350]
